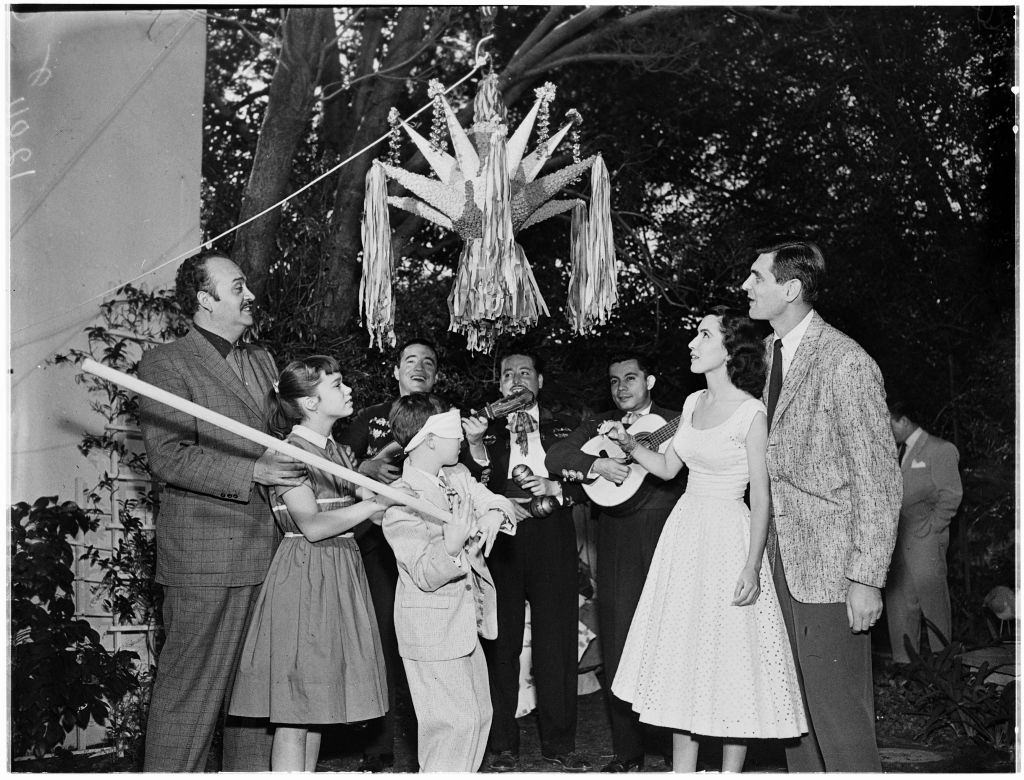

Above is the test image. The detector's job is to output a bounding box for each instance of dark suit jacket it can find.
[335,400,394,460]
[545,402,685,517]
[334,398,398,552]
[462,406,585,507]
[139,328,280,587]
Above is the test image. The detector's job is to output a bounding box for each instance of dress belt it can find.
[283,531,354,538]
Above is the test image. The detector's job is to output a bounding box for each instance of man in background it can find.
[886,399,963,662]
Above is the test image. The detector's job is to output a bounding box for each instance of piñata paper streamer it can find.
[359,163,397,350]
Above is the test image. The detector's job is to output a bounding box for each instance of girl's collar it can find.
[291,424,332,450]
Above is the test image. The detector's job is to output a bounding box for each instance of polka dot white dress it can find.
[612,391,806,739]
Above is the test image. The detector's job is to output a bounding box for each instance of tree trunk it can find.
[317,6,430,333]
[231,7,335,298]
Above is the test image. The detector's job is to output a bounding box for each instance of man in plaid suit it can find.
[139,253,304,771]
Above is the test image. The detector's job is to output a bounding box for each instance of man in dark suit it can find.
[138,252,305,771]
[333,337,438,771]
[546,353,684,771]
[462,350,592,772]
[886,400,963,662]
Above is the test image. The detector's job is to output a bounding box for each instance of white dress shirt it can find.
[902,426,923,468]
[472,404,550,478]
[774,309,816,378]
[506,405,549,478]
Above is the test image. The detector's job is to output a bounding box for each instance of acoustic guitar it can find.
[581,413,681,507]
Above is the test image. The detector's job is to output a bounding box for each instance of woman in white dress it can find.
[604,308,806,772]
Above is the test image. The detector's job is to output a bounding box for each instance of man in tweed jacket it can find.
[139,253,304,771]
[742,240,900,772]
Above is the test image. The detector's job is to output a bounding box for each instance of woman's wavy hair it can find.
[711,305,766,397]
[266,355,340,438]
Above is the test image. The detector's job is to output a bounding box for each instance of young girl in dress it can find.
[229,355,396,771]
[606,308,806,773]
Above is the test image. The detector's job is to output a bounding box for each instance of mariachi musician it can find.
[462,350,592,772]
[545,352,686,772]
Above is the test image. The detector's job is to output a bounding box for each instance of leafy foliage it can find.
[904,623,1015,751]
[53,283,180,632]
[11,498,139,758]
[82,501,162,629]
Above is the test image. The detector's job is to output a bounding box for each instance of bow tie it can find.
[508,410,537,455]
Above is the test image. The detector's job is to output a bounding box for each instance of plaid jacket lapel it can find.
[184,329,265,421]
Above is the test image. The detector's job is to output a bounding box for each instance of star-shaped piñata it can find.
[360,73,617,352]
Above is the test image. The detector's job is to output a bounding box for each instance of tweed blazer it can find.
[899,429,962,539]
[383,462,514,662]
[138,328,280,587]
[764,312,901,603]
[544,402,685,517]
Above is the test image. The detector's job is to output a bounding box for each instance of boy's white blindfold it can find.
[403,408,464,453]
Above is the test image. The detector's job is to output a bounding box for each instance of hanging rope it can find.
[13,42,491,340]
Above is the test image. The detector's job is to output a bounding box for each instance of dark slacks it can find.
[143,584,273,772]
[483,511,579,756]
[772,551,881,772]
[596,505,669,760]
[357,527,406,757]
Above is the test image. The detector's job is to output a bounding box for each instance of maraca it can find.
[472,387,536,420]
[511,465,556,518]
[510,464,533,487]
[528,495,557,518]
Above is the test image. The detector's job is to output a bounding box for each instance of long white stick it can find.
[81,358,451,524]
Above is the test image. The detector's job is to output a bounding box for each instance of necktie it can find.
[622,411,640,425]
[228,346,244,380]
[438,473,459,509]
[897,442,907,466]
[230,345,263,406]
[766,339,784,429]
[509,411,537,456]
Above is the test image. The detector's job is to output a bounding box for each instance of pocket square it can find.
[910,459,927,469]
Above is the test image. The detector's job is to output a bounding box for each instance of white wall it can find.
[10,9,205,503]
[9,8,207,752]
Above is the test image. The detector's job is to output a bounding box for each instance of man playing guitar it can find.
[545,353,686,772]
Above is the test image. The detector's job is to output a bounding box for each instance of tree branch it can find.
[528,6,693,74]
[520,52,699,80]
[509,6,569,63]
[504,6,613,82]
[730,6,803,24]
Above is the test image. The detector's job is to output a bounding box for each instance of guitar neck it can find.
[640,415,681,449]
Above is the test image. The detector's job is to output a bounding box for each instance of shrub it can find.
[904,621,1015,752]
[11,498,139,758]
